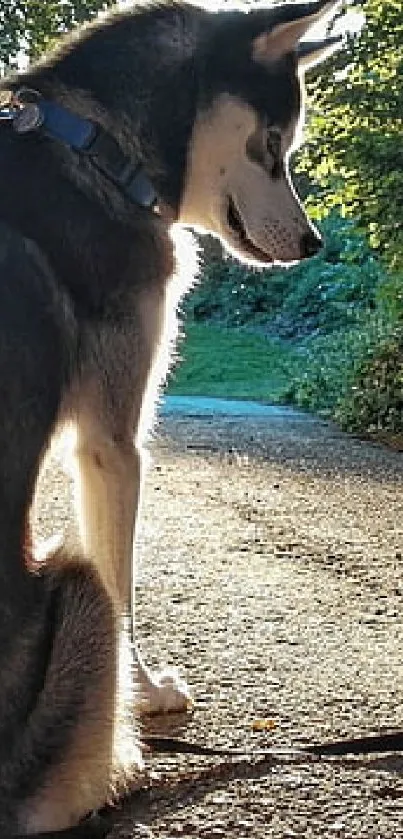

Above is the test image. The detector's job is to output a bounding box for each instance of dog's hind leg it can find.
[0,227,130,832]
[16,560,121,835]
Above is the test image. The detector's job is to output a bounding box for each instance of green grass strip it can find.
[168,323,296,403]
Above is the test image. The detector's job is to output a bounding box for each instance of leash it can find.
[0,87,159,211]
[143,729,403,759]
[14,732,401,838]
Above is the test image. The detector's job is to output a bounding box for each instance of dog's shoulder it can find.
[0,219,77,347]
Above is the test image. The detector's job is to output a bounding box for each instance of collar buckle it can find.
[13,103,44,134]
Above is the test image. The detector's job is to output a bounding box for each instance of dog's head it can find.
[179,1,342,266]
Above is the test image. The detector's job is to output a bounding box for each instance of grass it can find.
[167,323,296,403]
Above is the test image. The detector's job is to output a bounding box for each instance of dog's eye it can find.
[266,129,282,161]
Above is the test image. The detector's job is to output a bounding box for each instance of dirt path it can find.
[35,401,403,838]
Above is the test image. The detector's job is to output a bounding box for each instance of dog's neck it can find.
[7,5,206,215]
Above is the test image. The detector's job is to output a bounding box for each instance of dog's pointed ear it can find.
[252,1,341,64]
[297,34,343,70]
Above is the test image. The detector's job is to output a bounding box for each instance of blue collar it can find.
[4,91,158,210]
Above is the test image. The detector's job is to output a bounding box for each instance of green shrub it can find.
[335,329,403,432]
[275,216,384,337]
[186,259,293,327]
[285,321,377,415]
[286,313,403,434]
[187,214,385,338]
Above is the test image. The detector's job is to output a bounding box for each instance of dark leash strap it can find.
[143,729,403,759]
[307,729,403,756]
[12,731,402,837]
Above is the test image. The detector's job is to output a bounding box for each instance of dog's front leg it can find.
[73,410,191,716]
[73,421,139,606]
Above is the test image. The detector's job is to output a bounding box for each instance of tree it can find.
[0,0,114,72]
[297,0,403,273]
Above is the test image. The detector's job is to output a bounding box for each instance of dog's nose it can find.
[300,230,322,259]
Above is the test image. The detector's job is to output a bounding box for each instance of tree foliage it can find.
[297,0,403,273]
[0,0,113,71]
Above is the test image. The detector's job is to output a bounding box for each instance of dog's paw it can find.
[137,667,193,716]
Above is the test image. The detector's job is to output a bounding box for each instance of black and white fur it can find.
[0,1,342,833]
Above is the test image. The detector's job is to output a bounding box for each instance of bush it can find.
[335,329,403,433]
[285,314,392,415]
[285,313,403,435]
[187,215,385,338]
[186,259,294,327]
[274,216,384,337]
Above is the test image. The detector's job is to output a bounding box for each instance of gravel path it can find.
[34,401,403,838]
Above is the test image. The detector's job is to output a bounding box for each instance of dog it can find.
[0,0,343,833]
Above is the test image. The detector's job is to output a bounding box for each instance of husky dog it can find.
[0,0,343,833]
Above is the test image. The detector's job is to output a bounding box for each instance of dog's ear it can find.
[297,34,343,70]
[252,1,341,64]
